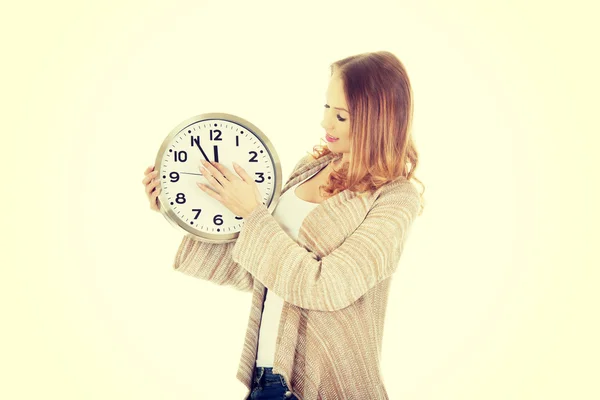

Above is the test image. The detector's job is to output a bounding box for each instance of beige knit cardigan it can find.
[173,151,421,400]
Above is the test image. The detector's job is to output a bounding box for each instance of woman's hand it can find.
[141,165,161,212]
[197,160,262,219]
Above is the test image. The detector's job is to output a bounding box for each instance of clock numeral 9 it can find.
[174,151,187,162]
[170,172,179,182]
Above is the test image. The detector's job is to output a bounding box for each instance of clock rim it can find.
[154,111,282,243]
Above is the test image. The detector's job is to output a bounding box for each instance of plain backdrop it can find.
[2,0,598,399]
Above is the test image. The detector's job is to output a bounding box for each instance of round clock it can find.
[154,112,282,244]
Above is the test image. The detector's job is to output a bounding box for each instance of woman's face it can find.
[321,71,350,155]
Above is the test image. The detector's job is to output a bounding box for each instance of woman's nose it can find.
[321,115,333,131]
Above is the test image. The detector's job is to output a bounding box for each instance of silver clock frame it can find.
[154,112,283,244]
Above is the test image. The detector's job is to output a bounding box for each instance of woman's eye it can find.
[325,104,346,122]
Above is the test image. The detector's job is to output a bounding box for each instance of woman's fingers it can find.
[142,165,155,181]
[142,170,158,185]
[145,176,160,196]
[142,165,161,212]
[150,186,162,211]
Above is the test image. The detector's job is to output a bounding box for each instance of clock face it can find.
[156,113,281,242]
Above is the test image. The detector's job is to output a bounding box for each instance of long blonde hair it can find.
[310,50,426,215]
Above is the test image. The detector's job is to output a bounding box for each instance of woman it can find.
[142,50,425,400]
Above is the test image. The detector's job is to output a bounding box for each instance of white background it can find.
[2,0,598,399]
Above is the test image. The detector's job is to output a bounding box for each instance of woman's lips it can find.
[326,133,339,142]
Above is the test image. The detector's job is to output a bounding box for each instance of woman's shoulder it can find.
[371,178,422,218]
[383,177,420,199]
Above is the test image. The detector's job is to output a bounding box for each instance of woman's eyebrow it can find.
[325,103,349,113]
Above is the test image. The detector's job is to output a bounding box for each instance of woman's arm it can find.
[230,182,421,310]
[173,235,254,292]
[172,152,315,292]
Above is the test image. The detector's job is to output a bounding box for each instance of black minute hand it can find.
[190,135,211,163]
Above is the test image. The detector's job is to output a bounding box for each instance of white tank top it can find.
[255,166,324,367]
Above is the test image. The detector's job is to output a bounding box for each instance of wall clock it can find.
[154,112,282,243]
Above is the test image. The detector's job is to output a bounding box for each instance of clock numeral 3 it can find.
[255,172,265,183]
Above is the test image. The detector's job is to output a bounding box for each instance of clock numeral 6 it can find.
[213,214,223,226]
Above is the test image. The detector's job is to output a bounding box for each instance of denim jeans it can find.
[249,366,299,400]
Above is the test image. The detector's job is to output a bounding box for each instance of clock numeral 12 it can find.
[210,129,222,140]
[189,135,219,162]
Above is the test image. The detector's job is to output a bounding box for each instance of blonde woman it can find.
[142,51,425,400]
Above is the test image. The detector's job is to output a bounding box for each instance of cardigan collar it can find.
[281,151,342,195]
[276,151,411,255]
[279,152,372,256]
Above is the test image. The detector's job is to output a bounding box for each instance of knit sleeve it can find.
[230,183,420,311]
[171,152,314,293]
[173,235,254,292]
